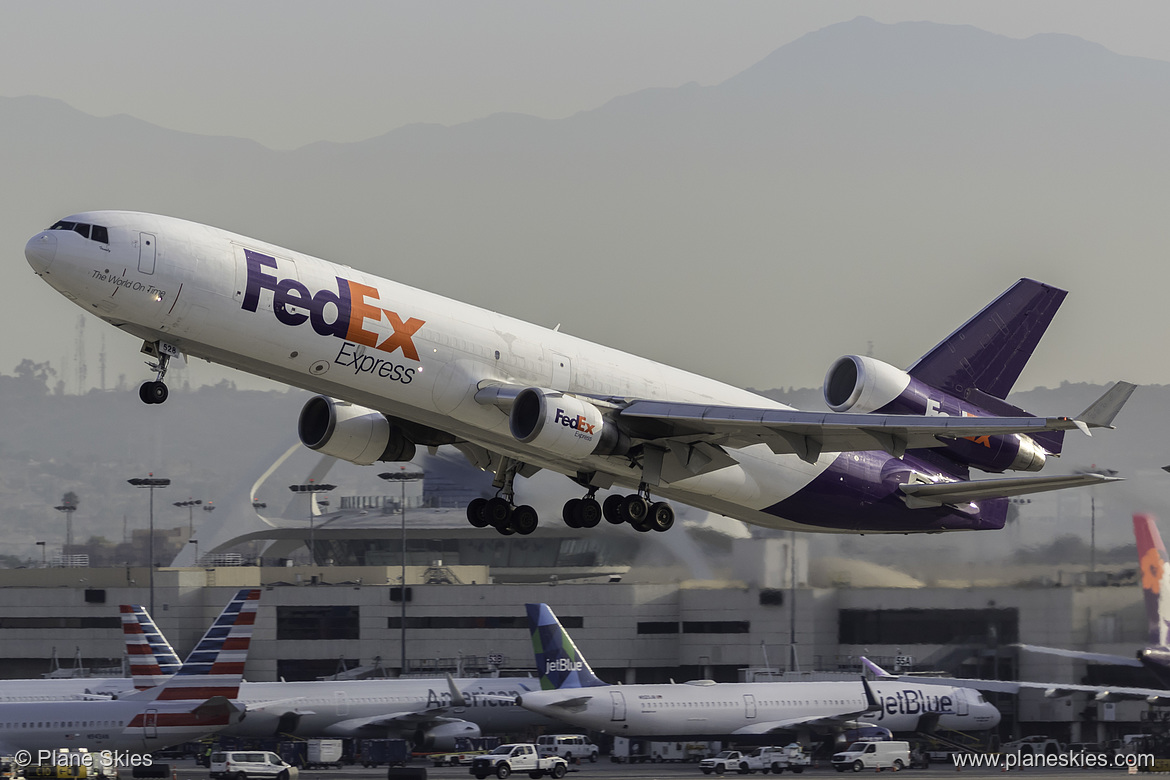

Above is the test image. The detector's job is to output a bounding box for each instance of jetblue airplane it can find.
[514,603,1001,739]
[0,588,257,754]
[25,212,1133,536]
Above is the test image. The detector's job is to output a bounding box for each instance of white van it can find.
[209,751,298,780]
[831,741,910,772]
[536,735,599,763]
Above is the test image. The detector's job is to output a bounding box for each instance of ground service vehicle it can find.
[743,745,809,774]
[356,740,410,768]
[1001,736,1063,756]
[469,744,567,780]
[831,741,910,773]
[700,751,748,775]
[536,735,599,763]
[209,751,299,780]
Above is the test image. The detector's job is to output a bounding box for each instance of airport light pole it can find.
[128,475,170,615]
[289,481,335,565]
[379,468,424,675]
[54,492,79,554]
[174,499,202,536]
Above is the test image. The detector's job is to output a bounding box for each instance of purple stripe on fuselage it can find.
[764,451,1007,532]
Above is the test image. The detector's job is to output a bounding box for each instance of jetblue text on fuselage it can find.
[241,250,425,360]
[873,688,954,721]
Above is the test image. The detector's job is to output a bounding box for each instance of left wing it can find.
[618,381,1134,464]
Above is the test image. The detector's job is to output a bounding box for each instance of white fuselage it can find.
[515,679,1000,737]
[0,696,232,754]
[0,675,552,738]
[26,211,835,532]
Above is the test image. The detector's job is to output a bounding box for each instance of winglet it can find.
[862,677,880,711]
[861,656,896,679]
[1076,381,1137,430]
[446,673,468,708]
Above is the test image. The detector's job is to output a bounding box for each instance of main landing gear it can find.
[593,486,674,533]
[465,457,540,536]
[138,341,172,405]
[463,472,677,535]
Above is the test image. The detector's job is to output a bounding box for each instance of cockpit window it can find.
[49,220,109,245]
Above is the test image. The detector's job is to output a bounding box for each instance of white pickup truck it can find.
[743,745,810,774]
[469,744,569,780]
[700,751,748,775]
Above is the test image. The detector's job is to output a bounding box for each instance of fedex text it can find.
[242,250,425,364]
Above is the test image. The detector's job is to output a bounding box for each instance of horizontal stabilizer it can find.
[1076,381,1137,429]
[899,473,1123,509]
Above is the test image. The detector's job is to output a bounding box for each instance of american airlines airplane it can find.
[123,605,555,749]
[0,588,257,754]
[25,212,1133,536]
[514,604,1001,739]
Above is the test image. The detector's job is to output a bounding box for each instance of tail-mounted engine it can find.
[509,388,630,459]
[298,395,416,465]
[823,355,1047,473]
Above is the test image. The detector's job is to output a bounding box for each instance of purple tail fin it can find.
[907,278,1067,454]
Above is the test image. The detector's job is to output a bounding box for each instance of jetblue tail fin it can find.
[526,603,608,690]
[125,588,259,702]
[121,604,182,690]
[1135,515,1169,648]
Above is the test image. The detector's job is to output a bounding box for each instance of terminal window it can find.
[837,608,1019,645]
[276,605,360,640]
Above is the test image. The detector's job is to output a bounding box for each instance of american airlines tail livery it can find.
[25,212,1133,536]
[0,588,257,754]
[516,603,1001,739]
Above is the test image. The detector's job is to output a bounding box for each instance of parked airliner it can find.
[0,588,257,754]
[122,604,554,748]
[514,603,1000,739]
[25,212,1132,536]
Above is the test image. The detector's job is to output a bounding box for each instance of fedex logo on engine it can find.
[554,408,595,436]
[241,250,424,360]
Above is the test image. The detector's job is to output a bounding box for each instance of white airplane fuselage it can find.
[25,211,829,529]
[27,211,1084,535]
[515,679,1000,738]
[0,695,234,754]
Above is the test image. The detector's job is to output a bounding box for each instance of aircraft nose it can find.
[25,232,57,273]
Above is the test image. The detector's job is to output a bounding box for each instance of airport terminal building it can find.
[0,501,1156,748]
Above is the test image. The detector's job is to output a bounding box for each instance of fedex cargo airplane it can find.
[25,212,1133,536]
[515,603,1001,739]
[0,588,257,754]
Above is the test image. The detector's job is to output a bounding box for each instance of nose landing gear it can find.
[138,340,177,404]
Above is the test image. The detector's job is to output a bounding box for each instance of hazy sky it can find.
[3,1,1169,150]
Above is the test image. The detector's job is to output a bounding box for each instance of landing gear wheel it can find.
[603,494,626,524]
[511,505,539,535]
[562,498,583,528]
[649,501,675,532]
[623,494,650,525]
[486,497,512,528]
[139,380,169,404]
[467,498,490,528]
[577,497,602,527]
[496,523,516,536]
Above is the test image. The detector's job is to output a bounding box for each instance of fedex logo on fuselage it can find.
[545,658,585,674]
[554,408,595,436]
[241,250,424,360]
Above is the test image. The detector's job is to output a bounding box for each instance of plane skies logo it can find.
[241,250,424,383]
